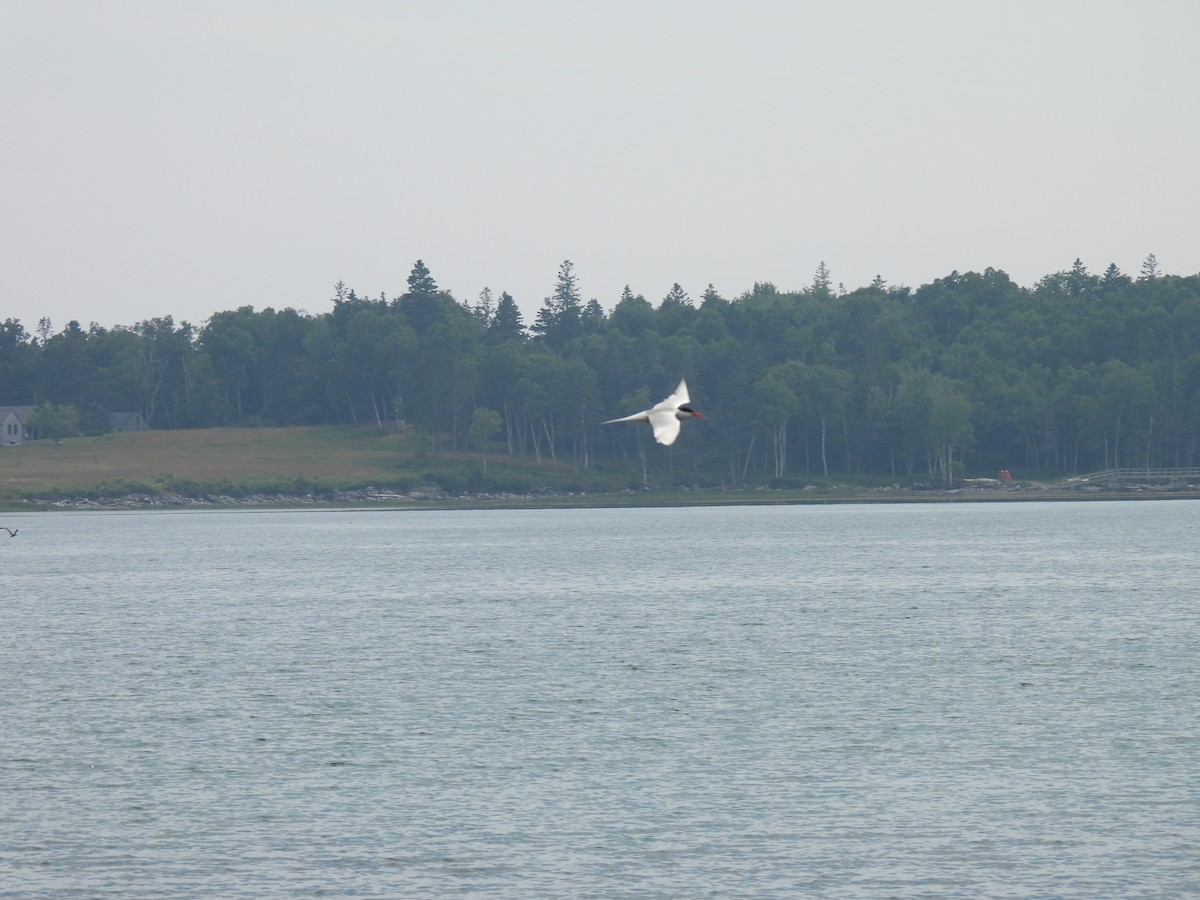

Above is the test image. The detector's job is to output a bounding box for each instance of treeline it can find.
[3,256,1199,486]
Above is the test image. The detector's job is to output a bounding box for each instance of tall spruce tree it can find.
[811,261,833,297]
[407,259,438,296]
[489,292,526,342]
[399,259,443,333]
[532,260,583,348]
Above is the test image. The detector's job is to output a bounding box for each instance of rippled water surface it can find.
[2,500,1198,897]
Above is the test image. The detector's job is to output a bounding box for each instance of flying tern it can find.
[602,379,703,446]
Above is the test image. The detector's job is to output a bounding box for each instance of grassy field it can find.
[5,426,1187,510]
[0,426,618,502]
[1,428,399,488]
[0,425,873,509]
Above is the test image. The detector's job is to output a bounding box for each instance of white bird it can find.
[602,379,704,446]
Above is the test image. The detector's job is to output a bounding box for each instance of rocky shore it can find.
[13,477,1200,511]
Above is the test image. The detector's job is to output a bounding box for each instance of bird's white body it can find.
[602,379,703,446]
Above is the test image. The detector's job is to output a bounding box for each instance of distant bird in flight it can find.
[2,527,17,537]
[603,379,703,446]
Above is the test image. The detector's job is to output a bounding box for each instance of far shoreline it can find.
[6,483,1200,513]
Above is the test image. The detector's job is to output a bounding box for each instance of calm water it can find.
[1,500,1197,897]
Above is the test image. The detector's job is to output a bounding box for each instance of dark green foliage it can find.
[531,260,583,348]
[0,319,38,398]
[489,292,526,343]
[27,402,81,440]
[8,258,1200,485]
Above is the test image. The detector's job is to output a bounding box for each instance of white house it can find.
[0,406,36,446]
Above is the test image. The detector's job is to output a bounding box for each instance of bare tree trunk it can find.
[529,420,541,463]
[741,429,758,485]
[770,424,787,478]
[820,411,829,477]
[542,418,557,462]
[369,389,384,430]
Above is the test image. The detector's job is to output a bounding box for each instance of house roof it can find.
[0,406,36,422]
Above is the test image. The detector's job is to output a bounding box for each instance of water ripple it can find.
[1,502,1198,896]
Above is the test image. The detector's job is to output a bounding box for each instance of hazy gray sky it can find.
[4,1,1197,332]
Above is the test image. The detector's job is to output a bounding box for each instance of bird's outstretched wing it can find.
[648,409,683,445]
[601,411,649,426]
[662,379,689,408]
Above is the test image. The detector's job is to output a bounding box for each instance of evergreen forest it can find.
[3,256,1199,488]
